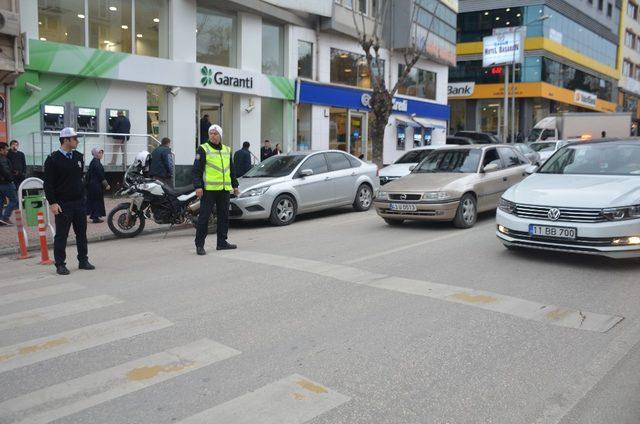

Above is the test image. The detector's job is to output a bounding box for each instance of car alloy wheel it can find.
[461,197,476,225]
[359,186,372,209]
[276,198,294,223]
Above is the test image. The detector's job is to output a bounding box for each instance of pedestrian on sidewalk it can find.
[273,143,282,156]
[109,111,131,166]
[0,142,17,226]
[260,140,273,161]
[233,141,252,177]
[86,147,110,224]
[44,127,95,275]
[193,124,240,255]
[7,140,26,190]
[150,137,174,187]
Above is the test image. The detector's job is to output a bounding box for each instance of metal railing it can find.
[30,131,161,172]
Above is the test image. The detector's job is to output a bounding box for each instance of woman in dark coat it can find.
[86,147,110,223]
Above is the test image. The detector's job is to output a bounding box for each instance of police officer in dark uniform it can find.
[44,127,95,275]
[193,124,240,255]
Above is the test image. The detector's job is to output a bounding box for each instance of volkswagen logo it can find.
[548,208,561,221]
[400,193,407,200]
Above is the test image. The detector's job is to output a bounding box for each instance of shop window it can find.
[263,23,284,76]
[298,41,313,79]
[397,65,437,100]
[135,0,167,57]
[89,0,132,53]
[330,108,348,151]
[261,98,284,147]
[330,48,384,88]
[297,104,312,150]
[38,0,85,46]
[197,8,236,67]
[396,125,406,150]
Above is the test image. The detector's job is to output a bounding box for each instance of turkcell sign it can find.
[448,82,475,97]
[482,33,523,67]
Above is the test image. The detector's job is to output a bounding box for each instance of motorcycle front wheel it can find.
[107,203,146,238]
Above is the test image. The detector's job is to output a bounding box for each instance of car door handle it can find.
[502,177,508,182]
[351,171,356,176]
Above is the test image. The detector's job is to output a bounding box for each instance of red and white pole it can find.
[37,211,53,265]
[14,210,30,260]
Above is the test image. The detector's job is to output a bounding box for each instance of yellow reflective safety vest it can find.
[201,143,232,191]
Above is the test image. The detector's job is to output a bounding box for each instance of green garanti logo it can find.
[200,66,213,86]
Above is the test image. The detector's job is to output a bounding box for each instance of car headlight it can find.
[602,205,640,221]
[422,191,450,201]
[239,187,270,198]
[376,191,388,200]
[498,198,516,214]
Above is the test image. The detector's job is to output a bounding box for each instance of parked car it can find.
[446,136,475,145]
[454,131,500,144]
[374,145,530,228]
[528,139,572,163]
[497,139,640,258]
[379,146,439,185]
[231,150,379,226]
[513,143,541,165]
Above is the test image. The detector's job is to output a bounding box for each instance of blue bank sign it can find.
[297,81,449,121]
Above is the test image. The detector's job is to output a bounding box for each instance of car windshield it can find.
[515,144,532,154]
[530,142,557,152]
[414,149,482,173]
[528,128,542,142]
[243,155,305,178]
[395,149,433,164]
[539,142,640,176]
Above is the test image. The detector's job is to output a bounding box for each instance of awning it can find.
[393,115,421,128]
[413,117,447,130]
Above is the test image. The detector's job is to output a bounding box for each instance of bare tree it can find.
[352,0,439,166]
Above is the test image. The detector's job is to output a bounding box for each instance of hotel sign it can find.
[482,33,523,67]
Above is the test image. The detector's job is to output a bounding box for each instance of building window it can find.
[197,8,236,67]
[626,30,635,48]
[297,41,313,79]
[38,0,86,46]
[397,65,437,100]
[623,60,633,77]
[135,0,166,57]
[89,0,132,53]
[635,66,640,81]
[396,125,406,150]
[598,0,603,10]
[262,23,284,76]
[607,3,613,17]
[261,98,284,146]
[297,104,312,150]
[630,1,639,19]
[330,48,384,88]
[358,0,368,15]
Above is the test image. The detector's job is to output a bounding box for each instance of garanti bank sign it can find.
[198,65,294,100]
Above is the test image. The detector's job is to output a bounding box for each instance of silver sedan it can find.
[230,150,379,225]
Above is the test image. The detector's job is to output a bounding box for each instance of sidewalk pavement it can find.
[0,197,179,257]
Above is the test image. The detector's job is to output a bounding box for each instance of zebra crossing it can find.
[0,270,350,424]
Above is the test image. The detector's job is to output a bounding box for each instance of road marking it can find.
[0,283,85,306]
[532,319,640,424]
[221,251,623,333]
[0,295,123,331]
[176,374,349,424]
[0,339,240,424]
[0,312,172,373]
[344,222,493,264]
[0,275,56,289]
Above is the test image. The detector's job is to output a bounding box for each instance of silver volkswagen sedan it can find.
[230,150,379,225]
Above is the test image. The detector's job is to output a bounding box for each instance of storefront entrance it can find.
[477,100,501,135]
[197,91,234,150]
[349,112,367,159]
[329,108,369,160]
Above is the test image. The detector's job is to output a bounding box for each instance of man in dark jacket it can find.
[233,141,253,177]
[109,111,131,166]
[199,115,211,143]
[260,140,273,161]
[44,127,95,275]
[7,140,27,189]
[0,142,17,226]
[150,137,174,187]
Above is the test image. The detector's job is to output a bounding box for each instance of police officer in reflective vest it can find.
[193,124,240,255]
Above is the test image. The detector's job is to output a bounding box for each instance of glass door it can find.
[197,101,223,148]
[477,101,501,138]
[348,111,368,159]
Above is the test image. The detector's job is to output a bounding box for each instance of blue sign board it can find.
[297,81,450,121]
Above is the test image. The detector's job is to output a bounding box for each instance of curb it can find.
[0,226,191,258]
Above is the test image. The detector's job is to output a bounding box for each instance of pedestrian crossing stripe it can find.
[0,312,172,373]
[0,275,55,289]
[0,283,85,306]
[0,338,240,424]
[176,374,349,424]
[0,295,123,331]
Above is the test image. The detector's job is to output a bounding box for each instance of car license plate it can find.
[529,224,577,239]
[389,203,417,212]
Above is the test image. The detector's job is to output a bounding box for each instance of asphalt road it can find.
[0,208,639,424]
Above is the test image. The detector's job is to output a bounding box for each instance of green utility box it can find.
[22,189,46,227]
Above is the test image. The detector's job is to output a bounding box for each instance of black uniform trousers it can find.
[195,190,230,248]
[54,199,88,266]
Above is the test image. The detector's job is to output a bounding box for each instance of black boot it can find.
[79,260,95,270]
[56,265,70,275]
[216,242,237,250]
[196,246,207,256]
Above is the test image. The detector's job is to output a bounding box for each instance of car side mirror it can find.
[409,165,416,172]
[299,169,314,177]
[483,163,499,173]
[525,165,538,175]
